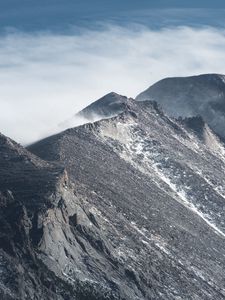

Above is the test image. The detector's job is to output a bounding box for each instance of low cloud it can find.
[0,25,225,144]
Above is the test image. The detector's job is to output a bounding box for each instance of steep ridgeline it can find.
[28,99,225,299]
[77,92,128,120]
[0,133,69,300]
[136,74,225,140]
[59,92,128,131]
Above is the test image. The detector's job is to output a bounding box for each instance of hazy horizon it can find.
[0,1,225,144]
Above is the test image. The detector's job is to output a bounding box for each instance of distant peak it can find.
[104,91,122,97]
[96,91,127,102]
[76,92,128,121]
[157,73,225,82]
[135,73,225,140]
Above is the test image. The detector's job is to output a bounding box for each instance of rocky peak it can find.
[136,73,225,140]
[76,91,128,120]
[3,78,225,299]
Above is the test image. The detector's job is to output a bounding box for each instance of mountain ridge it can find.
[136,73,225,140]
[71,73,225,142]
[76,92,128,120]
[2,77,225,299]
[27,98,225,299]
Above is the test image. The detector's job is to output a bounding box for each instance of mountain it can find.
[58,92,128,131]
[59,92,128,131]
[0,131,142,300]
[76,92,128,120]
[0,133,116,299]
[0,133,70,299]
[136,74,225,140]
[26,99,225,299]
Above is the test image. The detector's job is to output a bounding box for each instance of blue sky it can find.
[1,0,225,32]
[0,1,225,143]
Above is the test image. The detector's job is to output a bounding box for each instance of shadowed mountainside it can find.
[136,74,225,140]
[76,92,128,120]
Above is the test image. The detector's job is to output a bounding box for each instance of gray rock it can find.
[76,92,128,120]
[136,74,225,140]
[27,99,225,299]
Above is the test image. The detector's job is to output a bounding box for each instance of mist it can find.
[0,25,225,144]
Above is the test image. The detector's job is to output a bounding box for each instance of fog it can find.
[0,25,225,144]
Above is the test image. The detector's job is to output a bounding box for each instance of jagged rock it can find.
[0,133,126,299]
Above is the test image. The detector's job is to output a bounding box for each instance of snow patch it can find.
[154,166,225,238]
[130,221,170,255]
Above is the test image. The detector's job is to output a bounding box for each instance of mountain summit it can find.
[77,92,128,120]
[136,74,225,140]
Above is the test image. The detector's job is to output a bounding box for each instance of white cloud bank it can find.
[0,25,225,144]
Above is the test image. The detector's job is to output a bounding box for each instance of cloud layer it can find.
[0,25,225,144]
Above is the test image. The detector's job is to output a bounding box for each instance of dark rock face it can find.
[136,74,225,140]
[0,133,128,299]
[0,135,69,299]
[26,99,225,299]
[76,92,128,120]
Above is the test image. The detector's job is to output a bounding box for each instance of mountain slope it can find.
[136,74,225,140]
[0,132,138,300]
[0,133,72,299]
[28,99,225,299]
